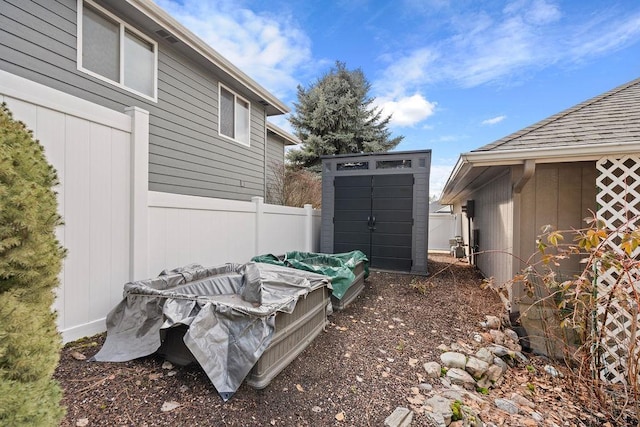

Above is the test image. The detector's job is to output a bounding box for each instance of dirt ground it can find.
[54,254,614,426]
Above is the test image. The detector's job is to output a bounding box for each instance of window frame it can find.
[77,0,158,102]
[218,83,251,147]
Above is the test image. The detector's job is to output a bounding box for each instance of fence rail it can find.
[1,70,320,343]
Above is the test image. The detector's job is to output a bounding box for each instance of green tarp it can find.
[251,251,369,300]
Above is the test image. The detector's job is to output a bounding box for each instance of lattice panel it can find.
[595,155,640,385]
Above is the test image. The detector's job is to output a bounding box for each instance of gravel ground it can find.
[55,255,608,426]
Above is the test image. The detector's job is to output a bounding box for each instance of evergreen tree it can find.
[287,61,403,171]
[0,103,66,425]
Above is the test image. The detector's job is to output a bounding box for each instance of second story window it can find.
[78,0,157,101]
[219,84,250,146]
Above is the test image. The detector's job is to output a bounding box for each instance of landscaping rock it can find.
[425,395,453,425]
[475,347,494,364]
[485,364,504,382]
[441,352,467,369]
[418,382,433,392]
[441,389,463,401]
[458,403,484,427]
[505,340,523,352]
[451,341,474,353]
[481,315,501,329]
[423,361,442,379]
[510,392,535,409]
[504,328,519,343]
[493,357,508,374]
[544,364,561,378]
[489,329,506,345]
[465,356,489,379]
[446,368,476,390]
[514,351,529,363]
[494,398,519,415]
[424,411,447,427]
[486,344,510,357]
[477,363,505,389]
[437,344,450,352]
[384,407,413,427]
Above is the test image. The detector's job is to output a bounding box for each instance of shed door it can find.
[333,176,372,257]
[333,174,413,271]
[371,174,413,271]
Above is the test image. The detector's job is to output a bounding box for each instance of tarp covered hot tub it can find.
[91,262,331,401]
[252,250,369,311]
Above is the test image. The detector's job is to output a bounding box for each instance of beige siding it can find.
[514,161,597,299]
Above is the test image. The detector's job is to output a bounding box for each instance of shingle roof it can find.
[474,77,640,152]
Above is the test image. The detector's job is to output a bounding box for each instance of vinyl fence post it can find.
[304,204,313,252]
[252,196,264,256]
[125,106,149,281]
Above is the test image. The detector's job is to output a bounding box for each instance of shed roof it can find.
[440,77,640,205]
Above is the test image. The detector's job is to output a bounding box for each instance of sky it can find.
[155,0,640,197]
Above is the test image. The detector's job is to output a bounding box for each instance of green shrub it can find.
[450,400,463,421]
[0,103,66,425]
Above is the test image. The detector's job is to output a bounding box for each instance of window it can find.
[219,84,251,146]
[376,159,412,169]
[337,161,369,171]
[78,0,157,101]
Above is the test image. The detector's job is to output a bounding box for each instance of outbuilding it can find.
[321,150,431,274]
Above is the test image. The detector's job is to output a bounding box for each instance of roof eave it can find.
[126,0,290,116]
[267,122,300,146]
[440,141,640,205]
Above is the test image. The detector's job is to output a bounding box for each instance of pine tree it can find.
[0,103,66,425]
[287,61,403,171]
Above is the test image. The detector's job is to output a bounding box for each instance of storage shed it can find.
[321,150,431,274]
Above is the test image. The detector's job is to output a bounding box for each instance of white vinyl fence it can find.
[428,213,457,252]
[147,193,320,276]
[1,70,320,343]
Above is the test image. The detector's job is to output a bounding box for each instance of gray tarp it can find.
[92,262,330,401]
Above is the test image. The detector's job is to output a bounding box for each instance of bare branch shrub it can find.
[266,161,321,208]
[488,212,639,425]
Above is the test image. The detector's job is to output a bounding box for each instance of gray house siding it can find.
[266,134,285,169]
[0,0,270,201]
[468,170,514,289]
[265,131,286,189]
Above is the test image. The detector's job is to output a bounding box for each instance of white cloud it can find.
[376,94,437,127]
[154,0,311,99]
[433,135,459,143]
[481,115,506,125]
[378,1,640,90]
[569,13,640,60]
[374,49,439,97]
[505,0,561,25]
[429,163,456,199]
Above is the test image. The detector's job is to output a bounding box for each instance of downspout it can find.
[513,159,535,194]
[263,110,268,198]
[511,159,535,318]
